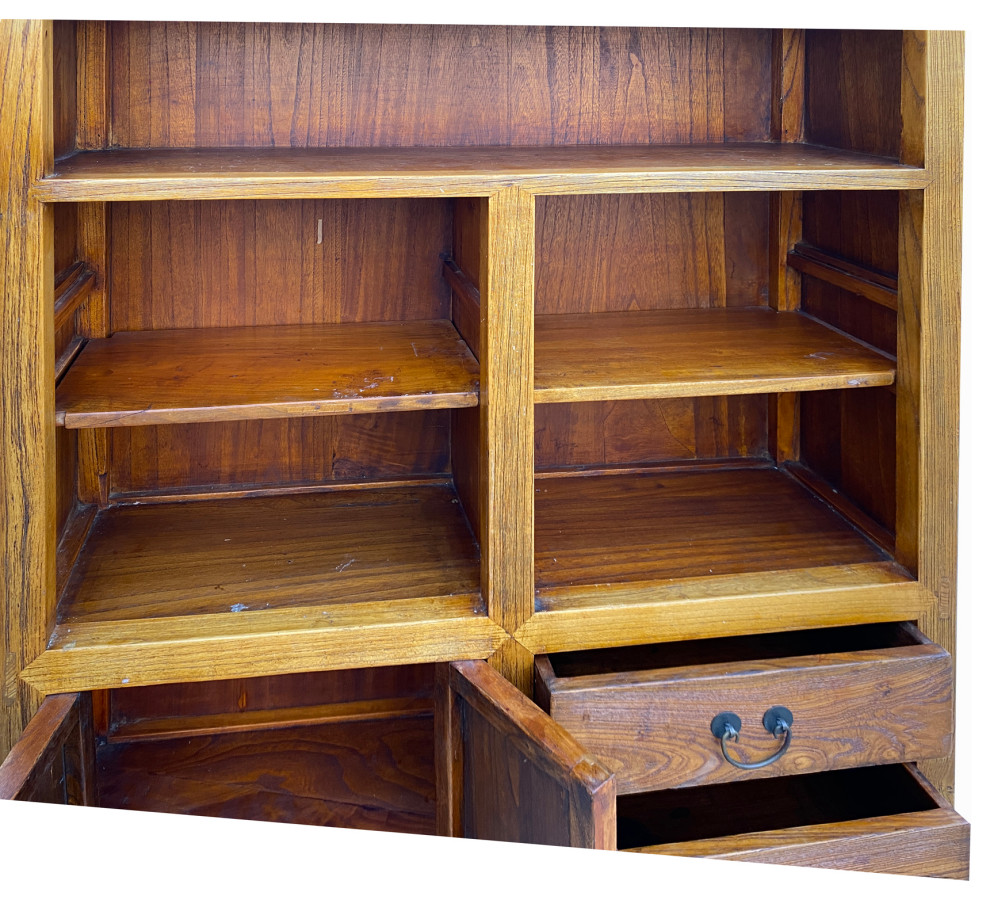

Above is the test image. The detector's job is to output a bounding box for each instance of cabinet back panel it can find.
[802,192,899,278]
[805,30,903,159]
[108,199,451,330]
[109,412,451,495]
[535,397,767,470]
[536,193,768,314]
[803,279,897,356]
[55,428,78,538]
[105,24,771,148]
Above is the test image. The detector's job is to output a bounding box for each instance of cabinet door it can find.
[437,660,615,848]
[0,693,95,804]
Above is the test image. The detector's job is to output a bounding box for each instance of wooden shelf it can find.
[33,144,927,201]
[21,483,501,693]
[56,320,480,428]
[514,466,923,653]
[535,308,895,402]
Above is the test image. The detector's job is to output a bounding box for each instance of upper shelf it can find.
[33,144,927,201]
[535,308,895,403]
[56,320,479,428]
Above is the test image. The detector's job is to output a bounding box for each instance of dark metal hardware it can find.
[710,706,794,770]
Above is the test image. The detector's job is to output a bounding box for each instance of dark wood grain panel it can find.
[52,21,77,159]
[535,466,889,591]
[96,715,435,833]
[802,281,897,356]
[801,387,896,531]
[57,322,479,428]
[108,412,450,496]
[108,198,450,331]
[535,309,894,402]
[536,193,768,313]
[535,398,767,469]
[106,24,771,149]
[0,693,94,805]
[802,190,900,277]
[61,483,480,623]
[451,660,615,848]
[806,30,903,158]
[109,664,434,728]
[537,622,951,793]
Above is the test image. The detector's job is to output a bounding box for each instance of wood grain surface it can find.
[624,764,968,877]
[97,714,436,833]
[0,693,93,804]
[535,308,894,402]
[56,321,480,427]
[0,19,53,761]
[536,622,951,793]
[450,660,615,848]
[34,144,928,201]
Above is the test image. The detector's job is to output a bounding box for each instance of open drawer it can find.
[439,659,969,878]
[534,622,952,792]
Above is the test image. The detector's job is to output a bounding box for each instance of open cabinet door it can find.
[0,693,95,804]
[437,660,616,849]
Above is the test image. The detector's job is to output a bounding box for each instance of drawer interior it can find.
[615,765,938,850]
[546,621,923,678]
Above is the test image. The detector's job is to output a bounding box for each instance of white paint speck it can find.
[121,678,130,684]
[230,603,249,612]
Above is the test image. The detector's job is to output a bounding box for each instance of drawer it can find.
[535,622,952,793]
[619,763,969,877]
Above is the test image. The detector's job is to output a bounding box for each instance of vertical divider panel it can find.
[768,29,805,466]
[0,19,55,759]
[897,31,965,802]
[479,187,536,693]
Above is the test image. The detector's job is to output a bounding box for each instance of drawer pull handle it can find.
[710,707,794,770]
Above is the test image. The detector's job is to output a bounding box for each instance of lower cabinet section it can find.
[0,652,969,879]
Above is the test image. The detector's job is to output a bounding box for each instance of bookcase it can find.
[0,20,966,876]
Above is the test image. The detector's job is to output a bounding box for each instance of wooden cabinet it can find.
[0,20,965,878]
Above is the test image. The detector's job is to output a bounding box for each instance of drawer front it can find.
[622,765,969,878]
[536,623,952,793]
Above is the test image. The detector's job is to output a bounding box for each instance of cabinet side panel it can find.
[0,19,53,760]
[106,24,771,148]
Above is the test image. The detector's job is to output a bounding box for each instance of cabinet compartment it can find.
[618,764,969,876]
[535,622,951,793]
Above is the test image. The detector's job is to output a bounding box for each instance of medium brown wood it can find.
[61,484,479,623]
[771,30,805,143]
[52,22,76,159]
[107,697,432,743]
[97,714,435,834]
[0,693,94,804]
[451,660,615,848]
[535,309,894,402]
[53,336,85,385]
[443,259,481,357]
[535,467,890,592]
[33,144,928,202]
[536,622,951,793]
[789,244,898,310]
[75,203,109,339]
[56,321,480,428]
[480,188,535,636]
[0,19,53,761]
[902,32,964,802]
[75,22,109,151]
[53,263,94,333]
[55,502,96,602]
[76,428,109,507]
[625,765,968,877]
[784,460,894,554]
[517,563,924,654]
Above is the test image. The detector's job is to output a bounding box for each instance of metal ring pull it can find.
[709,707,794,770]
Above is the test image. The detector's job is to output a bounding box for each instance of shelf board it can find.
[22,483,502,693]
[535,308,895,402]
[515,467,922,652]
[33,144,927,201]
[56,320,480,428]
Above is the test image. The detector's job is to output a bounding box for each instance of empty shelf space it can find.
[34,144,927,201]
[23,483,500,693]
[96,713,436,833]
[516,466,922,653]
[56,320,480,428]
[535,308,895,402]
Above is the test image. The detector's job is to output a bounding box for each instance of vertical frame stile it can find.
[769,29,805,464]
[897,31,964,801]
[0,20,55,758]
[480,187,536,694]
